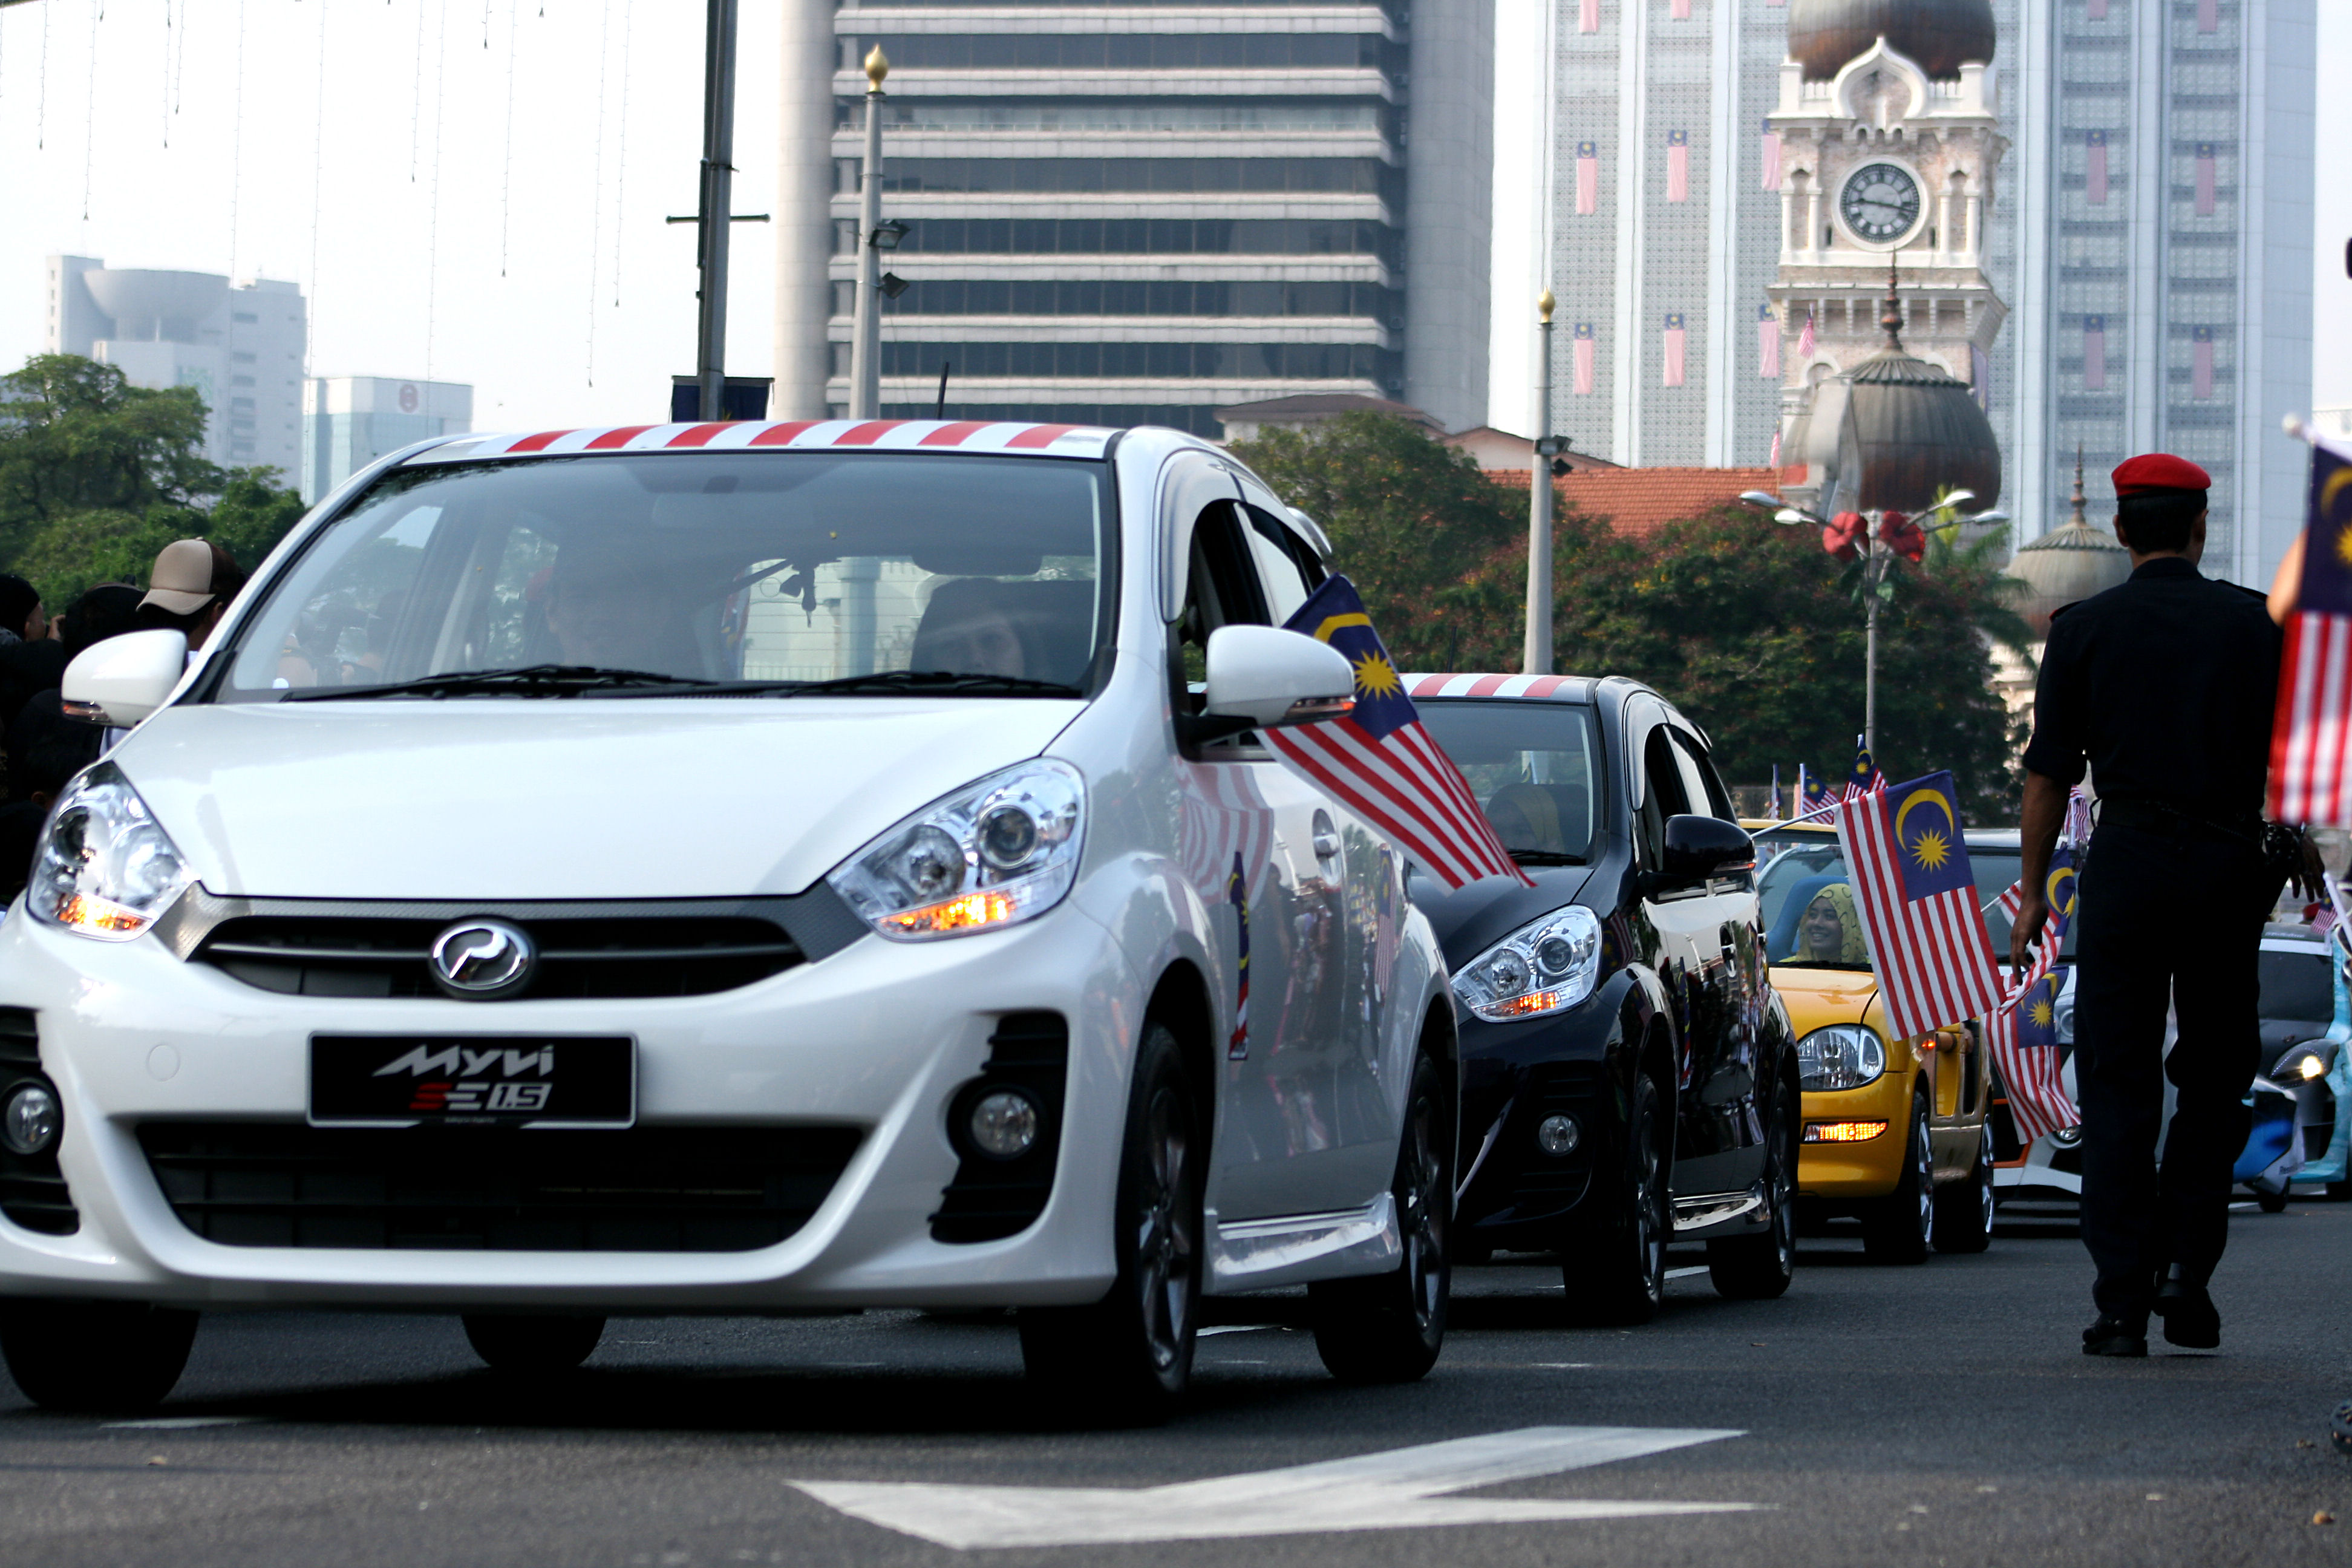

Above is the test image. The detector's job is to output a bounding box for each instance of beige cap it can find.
[139,538,221,616]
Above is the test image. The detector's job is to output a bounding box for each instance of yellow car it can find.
[1749,821,2002,1260]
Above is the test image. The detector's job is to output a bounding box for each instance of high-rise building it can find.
[302,377,475,503]
[44,257,307,480]
[2007,0,2314,587]
[773,0,1494,436]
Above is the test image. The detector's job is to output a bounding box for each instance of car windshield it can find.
[2258,946,2333,1022]
[1413,700,1600,864]
[1753,828,2035,969]
[212,452,1114,701]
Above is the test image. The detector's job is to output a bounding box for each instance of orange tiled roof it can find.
[1486,466,1782,540]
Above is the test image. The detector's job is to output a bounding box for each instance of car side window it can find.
[1635,722,1690,868]
[1241,503,1321,625]
[1670,728,1736,821]
[1172,501,1272,714]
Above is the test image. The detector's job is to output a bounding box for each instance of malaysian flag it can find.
[1670,0,1689,17]
[1575,141,1599,216]
[2197,0,2216,31]
[1666,129,1690,202]
[1662,313,1687,388]
[1758,303,1781,379]
[1800,764,1837,814]
[2195,142,2217,216]
[1769,426,1783,468]
[1227,852,1251,1060]
[1578,0,1598,32]
[2083,315,2108,391]
[1795,307,1815,359]
[2088,0,2107,16]
[1844,736,1884,800]
[1263,577,1529,890]
[2086,129,2109,206]
[1573,322,1596,396]
[1837,772,2007,1040]
[2192,324,2215,400]
[1986,843,2082,1142]
[1760,119,1782,191]
[2267,435,2352,826]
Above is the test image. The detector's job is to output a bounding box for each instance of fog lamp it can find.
[1535,1114,1581,1157]
[1802,1120,1887,1143]
[967,1088,1040,1161]
[2,1083,60,1156]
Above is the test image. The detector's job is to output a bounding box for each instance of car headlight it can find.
[1797,1024,1886,1091]
[828,759,1085,941]
[1451,906,1602,1022]
[27,763,194,941]
[2275,1042,2339,1083]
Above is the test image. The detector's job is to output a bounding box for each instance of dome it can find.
[1843,348,2002,517]
[2004,459,2131,639]
[1788,0,1997,80]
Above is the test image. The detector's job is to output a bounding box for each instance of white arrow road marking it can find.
[794,1425,1754,1549]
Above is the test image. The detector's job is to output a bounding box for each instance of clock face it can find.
[1840,163,1923,243]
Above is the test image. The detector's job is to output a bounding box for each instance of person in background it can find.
[1797,884,1869,965]
[134,540,247,650]
[7,586,145,786]
[0,577,46,650]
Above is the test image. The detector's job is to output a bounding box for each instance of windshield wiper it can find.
[761,670,1083,699]
[283,665,725,701]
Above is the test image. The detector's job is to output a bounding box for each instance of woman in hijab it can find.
[1797,882,1870,964]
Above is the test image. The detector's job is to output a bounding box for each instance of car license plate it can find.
[309,1036,635,1129]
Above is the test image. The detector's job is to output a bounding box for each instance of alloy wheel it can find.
[1134,1085,1195,1373]
[1398,1085,1446,1334]
[1911,1103,1935,1247]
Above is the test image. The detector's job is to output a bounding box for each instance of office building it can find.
[302,377,475,503]
[772,0,1494,436]
[44,257,307,479]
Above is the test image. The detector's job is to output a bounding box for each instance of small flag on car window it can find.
[1836,771,2006,1039]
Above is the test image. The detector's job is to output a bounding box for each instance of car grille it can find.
[194,913,803,1001]
[0,1009,76,1236]
[139,1122,863,1252]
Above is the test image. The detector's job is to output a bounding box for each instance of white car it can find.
[0,419,1457,1419]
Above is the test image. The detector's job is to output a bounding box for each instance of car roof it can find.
[1752,819,2017,849]
[402,418,1121,465]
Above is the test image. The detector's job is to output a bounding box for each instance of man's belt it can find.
[2096,794,2263,846]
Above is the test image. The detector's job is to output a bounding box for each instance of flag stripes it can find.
[1266,718,1526,890]
[2271,609,2352,824]
[1835,785,2006,1041]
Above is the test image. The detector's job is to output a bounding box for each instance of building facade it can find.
[774,0,1493,436]
[302,377,475,503]
[45,257,307,479]
[2007,0,2314,588]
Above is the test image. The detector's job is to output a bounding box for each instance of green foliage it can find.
[0,355,308,607]
[1230,412,2024,823]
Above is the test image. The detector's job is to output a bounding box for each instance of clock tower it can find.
[1770,0,2007,513]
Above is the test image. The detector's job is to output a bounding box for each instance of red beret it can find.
[2112,452,2211,497]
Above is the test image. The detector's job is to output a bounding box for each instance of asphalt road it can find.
[4,1202,2349,1567]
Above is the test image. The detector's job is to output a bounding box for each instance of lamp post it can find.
[1525,291,1557,675]
[846,47,890,420]
[1739,489,2007,757]
[691,0,742,422]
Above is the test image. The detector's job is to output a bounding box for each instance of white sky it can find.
[0,0,2341,439]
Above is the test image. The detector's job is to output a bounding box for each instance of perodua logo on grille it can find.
[428,919,537,1000]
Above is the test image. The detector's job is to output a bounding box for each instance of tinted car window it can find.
[2258,947,2333,1022]
[220,452,1112,699]
[1753,828,2036,966]
[1413,701,1601,863]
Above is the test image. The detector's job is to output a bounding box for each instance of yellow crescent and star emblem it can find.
[1892,787,1957,873]
[2045,864,2078,920]
[2325,464,2352,567]
[2029,995,2055,1028]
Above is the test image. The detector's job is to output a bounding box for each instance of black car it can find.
[1407,673,1801,1322]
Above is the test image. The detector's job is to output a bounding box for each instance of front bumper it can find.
[1795,1068,1915,1200]
[0,897,1140,1312]
[1452,973,1631,1246]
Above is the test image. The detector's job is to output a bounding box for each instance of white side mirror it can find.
[1201,625,1354,729]
[62,629,189,728]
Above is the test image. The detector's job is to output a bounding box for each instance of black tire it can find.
[1310,1048,1451,1384]
[0,1299,198,1412]
[462,1313,606,1375]
[2327,1179,2351,1201]
[1932,1118,1996,1255]
[2257,1187,2290,1214]
[1019,1021,1202,1423]
[1567,1074,1668,1325]
[1708,1073,1796,1299]
[1862,1094,1934,1263]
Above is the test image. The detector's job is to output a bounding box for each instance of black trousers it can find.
[2070,818,2267,1321]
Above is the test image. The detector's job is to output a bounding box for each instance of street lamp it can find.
[872,220,910,252]
[1526,291,1557,675]
[847,47,892,420]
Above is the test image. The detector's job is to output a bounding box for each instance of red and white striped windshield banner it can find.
[433,419,1117,462]
[1405,674,1580,700]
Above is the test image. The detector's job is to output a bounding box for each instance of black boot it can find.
[2082,1315,2149,1357]
[2153,1268,2220,1350]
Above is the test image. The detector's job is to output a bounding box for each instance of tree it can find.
[0,355,307,607]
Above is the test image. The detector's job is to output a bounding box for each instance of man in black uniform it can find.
[2012,452,2284,1357]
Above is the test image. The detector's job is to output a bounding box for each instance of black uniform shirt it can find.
[2022,556,2282,822]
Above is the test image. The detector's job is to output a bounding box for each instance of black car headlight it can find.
[1451,906,1602,1022]
[1797,1024,1886,1091]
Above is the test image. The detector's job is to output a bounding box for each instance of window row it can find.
[835,339,1402,384]
[866,400,1222,437]
[835,216,1402,264]
[839,156,1402,201]
[844,99,1391,135]
[840,33,1401,74]
[835,278,1403,320]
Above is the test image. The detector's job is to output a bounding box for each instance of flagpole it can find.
[1526,292,1557,675]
